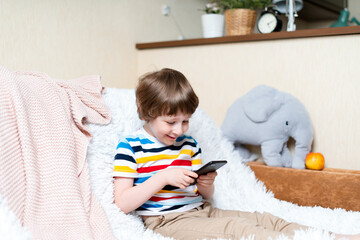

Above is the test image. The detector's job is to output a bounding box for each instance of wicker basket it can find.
[225,9,256,36]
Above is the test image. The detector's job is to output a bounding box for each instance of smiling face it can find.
[144,112,191,146]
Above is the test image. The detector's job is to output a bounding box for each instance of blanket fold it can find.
[0,65,114,239]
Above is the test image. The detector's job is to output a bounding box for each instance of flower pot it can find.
[201,14,225,38]
[224,9,256,36]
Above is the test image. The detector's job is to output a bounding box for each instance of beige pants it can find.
[143,202,306,240]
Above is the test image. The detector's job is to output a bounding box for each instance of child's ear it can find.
[137,107,145,121]
[141,116,150,122]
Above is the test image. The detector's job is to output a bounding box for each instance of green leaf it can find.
[219,0,271,10]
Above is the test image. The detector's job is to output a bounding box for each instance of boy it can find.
[113,68,359,240]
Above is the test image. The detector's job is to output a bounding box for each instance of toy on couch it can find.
[221,85,314,169]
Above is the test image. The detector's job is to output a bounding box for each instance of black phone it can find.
[191,160,227,185]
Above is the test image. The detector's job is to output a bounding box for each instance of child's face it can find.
[144,112,191,145]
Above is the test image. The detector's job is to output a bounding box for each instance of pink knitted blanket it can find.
[0,66,115,239]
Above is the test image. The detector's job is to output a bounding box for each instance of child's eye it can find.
[183,120,189,124]
[166,121,175,125]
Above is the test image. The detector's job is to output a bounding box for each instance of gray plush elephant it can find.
[221,85,313,169]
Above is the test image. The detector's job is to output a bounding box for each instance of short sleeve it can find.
[191,138,202,171]
[113,138,138,178]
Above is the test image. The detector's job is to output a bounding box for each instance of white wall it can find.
[1,0,359,87]
[0,0,207,88]
[349,0,360,19]
[135,0,208,43]
[0,0,131,87]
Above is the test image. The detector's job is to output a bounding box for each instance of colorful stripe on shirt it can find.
[113,128,203,215]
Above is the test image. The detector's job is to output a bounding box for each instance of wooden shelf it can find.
[136,26,360,50]
[247,161,360,211]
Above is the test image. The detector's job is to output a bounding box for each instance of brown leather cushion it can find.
[247,161,360,211]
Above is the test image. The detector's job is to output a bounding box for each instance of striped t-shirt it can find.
[113,127,204,216]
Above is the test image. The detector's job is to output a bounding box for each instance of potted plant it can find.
[219,0,271,35]
[201,1,225,38]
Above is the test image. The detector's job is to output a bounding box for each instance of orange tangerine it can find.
[305,152,325,170]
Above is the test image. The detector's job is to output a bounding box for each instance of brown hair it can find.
[136,68,199,121]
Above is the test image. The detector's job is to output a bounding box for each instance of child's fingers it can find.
[207,171,218,178]
[185,170,198,179]
[197,176,215,185]
[184,176,196,185]
[178,178,190,189]
[199,172,217,180]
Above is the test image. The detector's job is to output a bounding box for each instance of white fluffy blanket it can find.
[1,88,360,240]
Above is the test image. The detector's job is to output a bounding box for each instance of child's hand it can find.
[159,168,198,189]
[196,171,217,188]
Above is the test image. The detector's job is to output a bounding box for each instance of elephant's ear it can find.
[243,85,284,123]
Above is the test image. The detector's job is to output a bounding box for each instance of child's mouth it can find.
[167,135,176,140]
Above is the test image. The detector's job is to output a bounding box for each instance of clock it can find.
[257,9,282,34]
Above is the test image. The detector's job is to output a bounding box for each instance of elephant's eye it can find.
[285,121,289,126]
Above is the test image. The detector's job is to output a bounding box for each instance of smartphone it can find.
[191,160,227,184]
[195,160,227,176]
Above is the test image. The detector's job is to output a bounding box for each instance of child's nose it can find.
[173,124,183,135]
